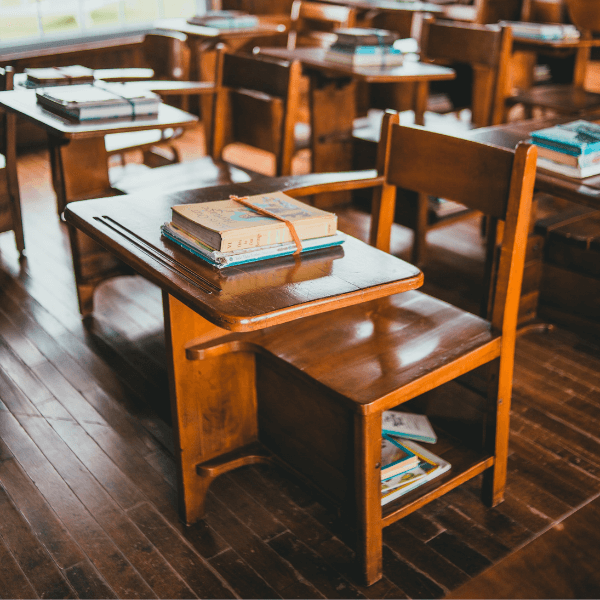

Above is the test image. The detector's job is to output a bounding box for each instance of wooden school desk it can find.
[258,47,455,202]
[0,87,199,313]
[0,88,199,213]
[510,32,600,92]
[467,114,600,208]
[64,179,423,564]
[467,114,600,328]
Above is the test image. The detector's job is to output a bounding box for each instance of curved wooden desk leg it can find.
[354,411,383,586]
[163,293,259,525]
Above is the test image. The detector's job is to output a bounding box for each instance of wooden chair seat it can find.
[190,290,497,407]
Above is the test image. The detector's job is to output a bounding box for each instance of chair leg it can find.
[354,412,383,586]
[482,357,510,507]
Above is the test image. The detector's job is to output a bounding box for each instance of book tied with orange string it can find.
[161,191,344,268]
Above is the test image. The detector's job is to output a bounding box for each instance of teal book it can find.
[381,434,419,481]
[161,223,345,268]
[531,120,600,156]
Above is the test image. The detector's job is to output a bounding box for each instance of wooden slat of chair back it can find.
[422,20,504,69]
[221,52,293,99]
[386,125,516,221]
[142,30,191,81]
[565,0,600,33]
[287,0,357,49]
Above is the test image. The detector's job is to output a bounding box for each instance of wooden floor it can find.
[1,128,600,599]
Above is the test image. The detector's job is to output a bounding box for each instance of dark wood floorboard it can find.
[0,128,599,598]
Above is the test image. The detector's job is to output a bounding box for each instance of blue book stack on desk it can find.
[324,27,406,67]
[530,120,600,178]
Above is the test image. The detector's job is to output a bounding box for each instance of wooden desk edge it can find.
[65,202,424,332]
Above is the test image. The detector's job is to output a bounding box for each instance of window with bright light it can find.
[0,0,206,48]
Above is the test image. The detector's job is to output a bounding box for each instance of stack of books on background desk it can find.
[187,10,259,29]
[24,65,95,87]
[530,120,600,178]
[36,83,160,121]
[380,411,450,505]
[324,28,405,67]
[161,192,344,268]
[503,21,580,41]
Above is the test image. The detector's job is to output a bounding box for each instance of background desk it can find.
[64,180,423,536]
[0,88,198,314]
[468,114,600,208]
[468,115,600,332]
[259,47,454,204]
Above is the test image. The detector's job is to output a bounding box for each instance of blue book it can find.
[531,120,600,156]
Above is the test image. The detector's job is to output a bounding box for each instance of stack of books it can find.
[187,10,259,29]
[530,120,600,179]
[161,191,345,268]
[502,21,580,41]
[35,83,160,121]
[380,411,451,505]
[324,28,405,67]
[24,65,95,87]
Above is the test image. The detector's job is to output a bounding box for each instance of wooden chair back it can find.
[383,123,537,330]
[521,0,567,23]
[474,0,523,23]
[368,11,415,39]
[210,51,302,176]
[141,30,191,81]
[287,0,357,49]
[565,0,600,33]
[217,0,295,13]
[421,19,513,126]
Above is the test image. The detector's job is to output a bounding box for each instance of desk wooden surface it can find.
[155,17,288,40]
[259,47,455,83]
[0,89,198,140]
[467,115,600,209]
[64,182,423,331]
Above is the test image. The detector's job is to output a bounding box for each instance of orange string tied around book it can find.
[229,195,303,255]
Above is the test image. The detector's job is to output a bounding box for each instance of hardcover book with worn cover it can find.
[171,192,337,252]
[36,83,160,121]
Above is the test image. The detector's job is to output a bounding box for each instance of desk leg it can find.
[163,293,261,524]
[309,72,356,208]
[50,135,130,316]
